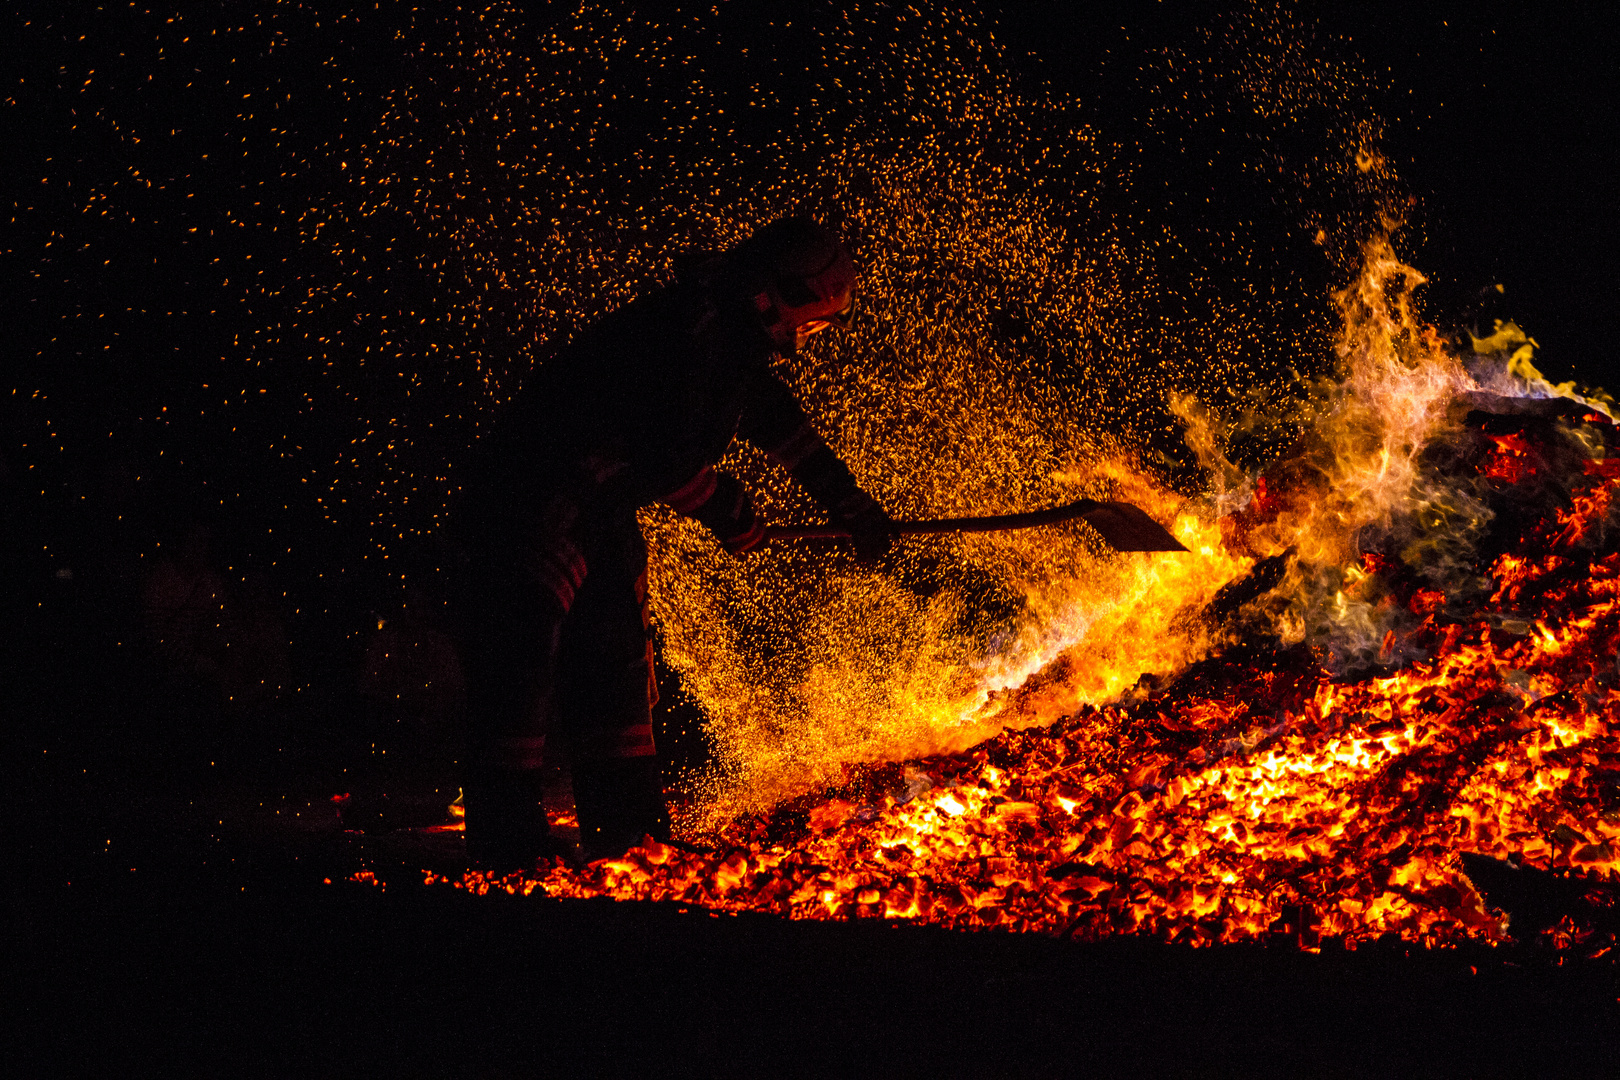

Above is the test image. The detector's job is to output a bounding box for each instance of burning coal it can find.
[433,240,1620,955]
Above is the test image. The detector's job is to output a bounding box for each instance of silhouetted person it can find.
[454,217,890,867]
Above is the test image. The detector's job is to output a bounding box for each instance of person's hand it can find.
[837,497,893,564]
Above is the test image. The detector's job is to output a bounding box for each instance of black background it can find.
[6,4,1618,1073]
[1000,1,1617,388]
[5,0,1615,640]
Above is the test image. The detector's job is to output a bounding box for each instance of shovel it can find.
[763,498,1188,552]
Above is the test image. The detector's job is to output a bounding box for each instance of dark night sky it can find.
[1001,0,1617,388]
[3,1,1615,665]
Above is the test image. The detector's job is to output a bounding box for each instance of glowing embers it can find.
[1484,433,1538,485]
[431,462,1620,954]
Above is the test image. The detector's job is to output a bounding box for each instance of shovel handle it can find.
[762,498,1106,541]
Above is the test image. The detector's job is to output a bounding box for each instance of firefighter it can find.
[454,217,891,868]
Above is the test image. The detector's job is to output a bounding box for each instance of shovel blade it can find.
[1078,502,1188,552]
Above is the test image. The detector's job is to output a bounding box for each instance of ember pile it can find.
[445,530,1620,949]
[425,243,1620,955]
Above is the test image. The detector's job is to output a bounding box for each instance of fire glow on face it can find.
[433,240,1619,953]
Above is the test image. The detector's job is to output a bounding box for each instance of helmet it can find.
[731,217,857,350]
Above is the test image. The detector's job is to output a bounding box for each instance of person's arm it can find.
[664,465,766,555]
[736,373,893,560]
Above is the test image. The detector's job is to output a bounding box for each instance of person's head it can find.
[727,217,856,351]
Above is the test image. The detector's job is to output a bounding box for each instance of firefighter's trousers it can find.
[455,484,666,864]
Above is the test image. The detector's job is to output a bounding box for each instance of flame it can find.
[423,239,1620,956]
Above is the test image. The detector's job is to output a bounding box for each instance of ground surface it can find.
[5,586,1617,1077]
[12,876,1620,1078]
[10,724,1620,1080]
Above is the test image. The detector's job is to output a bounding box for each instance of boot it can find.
[571,756,670,861]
